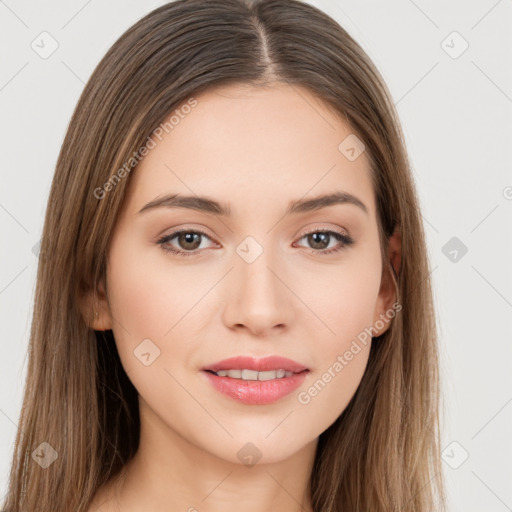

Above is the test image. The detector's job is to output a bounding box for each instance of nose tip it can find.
[222,250,293,337]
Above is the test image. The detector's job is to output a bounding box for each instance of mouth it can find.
[203,368,304,380]
[201,355,309,405]
[202,355,309,374]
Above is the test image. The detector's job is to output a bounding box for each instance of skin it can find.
[85,82,401,512]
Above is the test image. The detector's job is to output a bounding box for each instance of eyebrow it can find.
[137,191,368,216]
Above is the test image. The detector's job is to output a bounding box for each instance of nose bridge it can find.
[223,236,293,334]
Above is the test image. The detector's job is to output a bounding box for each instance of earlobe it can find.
[78,278,113,331]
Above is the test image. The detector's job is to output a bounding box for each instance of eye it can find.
[294,229,354,255]
[157,229,216,257]
[156,227,354,258]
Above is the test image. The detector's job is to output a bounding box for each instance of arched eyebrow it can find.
[137,192,368,216]
[287,192,368,216]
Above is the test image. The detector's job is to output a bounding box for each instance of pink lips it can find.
[201,355,309,405]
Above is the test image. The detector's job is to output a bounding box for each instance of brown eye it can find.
[176,232,202,250]
[157,229,216,257]
[295,229,354,255]
[306,232,330,250]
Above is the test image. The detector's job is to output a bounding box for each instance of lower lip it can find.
[202,370,308,405]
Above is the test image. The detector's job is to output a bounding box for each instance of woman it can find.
[2,0,446,510]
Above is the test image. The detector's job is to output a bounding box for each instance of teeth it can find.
[242,369,259,380]
[214,369,294,380]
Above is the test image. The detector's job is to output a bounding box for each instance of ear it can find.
[78,277,113,331]
[371,227,401,337]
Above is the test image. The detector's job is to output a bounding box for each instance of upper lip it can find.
[202,356,308,374]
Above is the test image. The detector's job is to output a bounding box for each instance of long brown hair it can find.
[2,1,446,510]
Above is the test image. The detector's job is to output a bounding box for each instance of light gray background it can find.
[1,0,511,510]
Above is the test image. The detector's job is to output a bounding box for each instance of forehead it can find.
[122,82,376,220]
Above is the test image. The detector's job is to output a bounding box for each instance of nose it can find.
[222,245,295,337]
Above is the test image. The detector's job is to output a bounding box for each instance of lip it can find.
[202,355,308,373]
[201,356,309,405]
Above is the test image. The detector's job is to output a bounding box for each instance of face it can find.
[94,82,397,465]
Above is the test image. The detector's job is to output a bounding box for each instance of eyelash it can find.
[156,227,354,257]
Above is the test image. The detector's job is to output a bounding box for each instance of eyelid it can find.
[298,224,350,238]
[155,224,216,242]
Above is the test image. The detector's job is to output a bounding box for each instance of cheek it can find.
[291,244,381,419]
[294,242,382,345]
[106,235,213,342]
[296,341,371,437]
[104,236,206,408]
